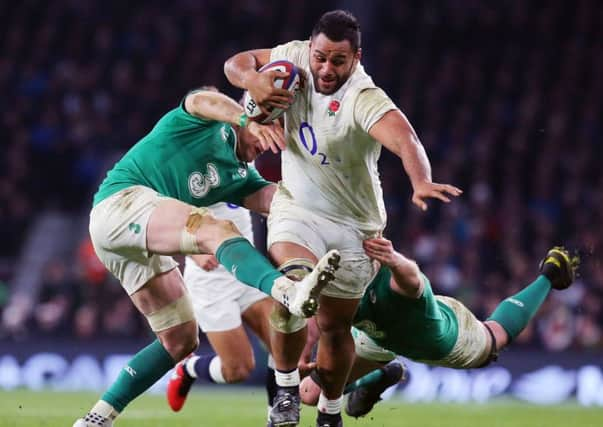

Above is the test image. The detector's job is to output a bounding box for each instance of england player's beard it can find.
[311,61,356,95]
[313,73,342,95]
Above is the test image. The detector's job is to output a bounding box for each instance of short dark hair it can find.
[311,10,361,52]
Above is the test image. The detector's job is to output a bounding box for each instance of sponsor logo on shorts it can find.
[128,223,141,234]
[354,320,386,339]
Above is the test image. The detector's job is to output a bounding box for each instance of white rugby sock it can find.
[275,368,300,387]
[208,356,226,383]
[185,355,200,378]
[90,400,119,420]
[317,393,343,414]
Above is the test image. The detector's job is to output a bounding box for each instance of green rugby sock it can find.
[343,368,385,394]
[215,237,282,295]
[487,275,552,341]
[101,339,175,412]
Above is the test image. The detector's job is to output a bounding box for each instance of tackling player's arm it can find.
[242,183,277,217]
[368,109,463,211]
[185,90,285,153]
[224,49,293,110]
[185,90,249,126]
[363,237,424,298]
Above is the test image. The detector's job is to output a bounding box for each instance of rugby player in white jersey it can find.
[224,10,462,427]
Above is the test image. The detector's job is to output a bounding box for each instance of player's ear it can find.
[355,48,362,62]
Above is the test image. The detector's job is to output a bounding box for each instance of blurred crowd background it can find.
[1,0,601,353]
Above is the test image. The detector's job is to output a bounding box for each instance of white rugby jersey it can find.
[270,40,398,232]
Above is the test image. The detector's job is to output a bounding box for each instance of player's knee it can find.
[269,305,307,334]
[147,295,198,360]
[316,314,350,335]
[198,218,242,252]
[222,359,255,383]
[180,208,241,254]
[161,327,199,361]
[215,218,239,235]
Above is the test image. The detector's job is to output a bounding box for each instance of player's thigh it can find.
[267,188,326,264]
[147,198,239,255]
[241,297,274,351]
[90,186,180,288]
[185,259,257,332]
[268,191,375,297]
[206,326,255,371]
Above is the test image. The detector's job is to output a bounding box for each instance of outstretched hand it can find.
[363,237,398,267]
[412,181,462,211]
[247,119,286,153]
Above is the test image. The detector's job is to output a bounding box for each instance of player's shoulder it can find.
[274,39,309,51]
[271,40,309,64]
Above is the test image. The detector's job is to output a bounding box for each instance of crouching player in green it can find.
[300,237,579,418]
[73,87,340,427]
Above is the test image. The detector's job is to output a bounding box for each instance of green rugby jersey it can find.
[353,267,459,361]
[93,99,270,207]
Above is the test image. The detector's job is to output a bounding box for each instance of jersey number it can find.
[299,122,329,165]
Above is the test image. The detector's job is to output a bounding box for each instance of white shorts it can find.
[417,296,491,369]
[184,258,269,332]
[267,185,378,299]
[183,202,268,332]
[351,327,397,363]
[89,186,179,295]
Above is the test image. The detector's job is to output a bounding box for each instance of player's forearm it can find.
[399,133,433,190]
[388,252,424,299]
[224,52,260,89]
[186,91,244,126]
[370,111,433,188]
[242,184,276,216]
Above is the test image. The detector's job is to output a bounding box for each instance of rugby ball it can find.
[243,60,301,124]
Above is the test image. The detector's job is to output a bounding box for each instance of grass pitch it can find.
[0,388,601,427]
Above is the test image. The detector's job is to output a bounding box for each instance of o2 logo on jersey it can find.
[299,122,329,165]
[354,320,386,340]
[188,163,220,198]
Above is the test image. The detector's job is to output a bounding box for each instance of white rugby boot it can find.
[73,413,113,427]
[271,249,341,318]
